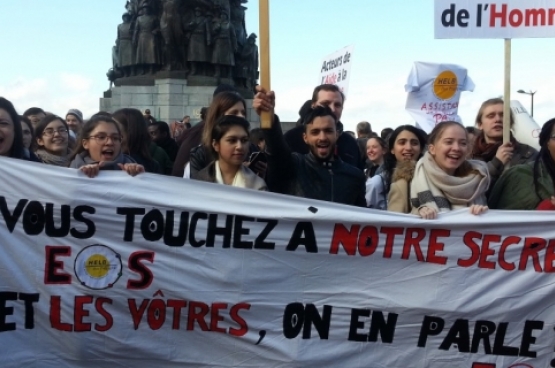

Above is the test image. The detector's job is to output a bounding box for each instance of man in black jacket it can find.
[253,88,366,207]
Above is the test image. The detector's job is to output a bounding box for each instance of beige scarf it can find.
[214,161,267,191]
[410,152,490,213]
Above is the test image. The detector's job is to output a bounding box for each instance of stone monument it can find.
[100,0,260,125]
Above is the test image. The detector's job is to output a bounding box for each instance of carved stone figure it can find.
[241,33,258,89]
[116,13,134,77]
[186,7,211,76]
[211,12,237,78]
[133,6,162,75]
[230,0,247,49]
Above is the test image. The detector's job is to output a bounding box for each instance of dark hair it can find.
[428,121,476,177]
[150,121,171,137]
[200,107,208,120]
[533,118,555,201]
[19,115,36,151]
[0,97,24,159]
[203,91,246,147]
[311,84,345,104]
[34,114,69,143]
[23,107,44,118]
[112,108,153,160]
[213,84,239,97]
[302,105,338,128]
[465,126,478,135]
[298,100,313,124]
[68,115,122,163]
[250,128,265,146]
[475,98,514,128]
[380,127,393,140]
[381,125,427,191]
[91,111,112,119]
[210,115,250,158]
[185,122,192,129]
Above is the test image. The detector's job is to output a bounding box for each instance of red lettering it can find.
[544,240,555,272]
[509,9,523,27]
[329,224,358,255]
[187,301,210,331]
[229,303,251,337]
[358,226,378,256]
[490,4,508,27]
[128,298,149,330]
[95,297,113,332]
[50,296,72,331]
[458,231,481,267]
[519,237,546,272]
[147,298,166,330]
[525,8,546,26]
[381,227,403,258]
[167,299,187,330]
[44,246,71,284]
[210,303,228,333]
[499,236,520,271]
[427,229,449,265]
[401,228,425,261]
[550,9,555,25]
[478,234,500,270]
[74,296,93,332]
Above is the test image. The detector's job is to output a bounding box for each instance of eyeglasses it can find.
[43,128,68,137]
[87,134,122,143]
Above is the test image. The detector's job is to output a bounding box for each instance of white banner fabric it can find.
[2,157,555,368]
[405,61,474,133]
[319,45,354,97]
[435,0,555,39]
[511,100,542,150]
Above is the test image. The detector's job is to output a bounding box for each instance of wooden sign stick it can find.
[503,38,511,144]
[259,0,273,128]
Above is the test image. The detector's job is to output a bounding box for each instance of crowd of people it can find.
[1,83,553,217]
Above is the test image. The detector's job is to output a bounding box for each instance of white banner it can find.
[405,61,475,133]
[435,0,555,39]
[319,45,354,96]
[2,157,555,367]
[511,100,541,149]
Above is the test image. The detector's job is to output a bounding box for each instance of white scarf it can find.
[214,161,267,190]
[410,152,490,213]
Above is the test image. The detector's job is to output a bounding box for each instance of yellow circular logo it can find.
[433,70,458,100]
[84,254,111,279]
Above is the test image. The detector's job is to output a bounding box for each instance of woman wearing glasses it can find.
[489,118,555,210]
[34,115,71,166]
[69,115,144,178]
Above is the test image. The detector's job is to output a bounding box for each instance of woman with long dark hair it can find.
[112,108,167,174]
[489,118,555,210]
[0,97,27,160]
[365,125,427,212]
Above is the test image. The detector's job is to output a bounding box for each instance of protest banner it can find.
[435,0,555,144]
[511,100,541,149]
[319,45,354,96]
[405,61,474,133]
[2,157,555,367]
[434,0,555,39]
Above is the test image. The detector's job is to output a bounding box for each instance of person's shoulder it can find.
[516,142,538,160]
[391,160,416,183]
[337,159,365,180]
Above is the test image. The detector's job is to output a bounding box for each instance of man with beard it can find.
[253,87,366,207]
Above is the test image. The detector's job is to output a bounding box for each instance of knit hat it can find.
[66,109,83,123]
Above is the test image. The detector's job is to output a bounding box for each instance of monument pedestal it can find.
[100,79,259,128]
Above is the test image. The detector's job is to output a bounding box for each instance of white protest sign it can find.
[435,0,555,38]
[4,158,555,367]
[511,99,541,149]
[319,45,354,96]
[405,61,474,133]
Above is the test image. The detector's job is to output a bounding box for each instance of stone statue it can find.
[230,0,247,49]
[160,0,185,70]
[116,13,134,77]
[132,6,162,75]
[186,7,211,76]
[210,12,237,79]
[241,33,258,89]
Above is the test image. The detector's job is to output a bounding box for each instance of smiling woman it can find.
[34,114,71,166]
[0,97,27,160]
[411,121,490,219]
